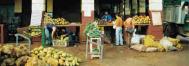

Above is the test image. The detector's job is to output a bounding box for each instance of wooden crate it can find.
[32,35,41,42]
[52,39,68,47]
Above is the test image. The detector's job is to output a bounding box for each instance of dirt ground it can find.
[60,44,189,66]
[5,42,189,66]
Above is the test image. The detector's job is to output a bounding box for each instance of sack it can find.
[131,35,141,44]
[131,34,145,44]
[131,44,146,52]
[160,37,173,51]
[145,47,158,52]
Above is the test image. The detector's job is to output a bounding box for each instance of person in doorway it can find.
[113,14,123,45]
[44,23,57,45]
[101,12,112,22]
[124,17,135,47]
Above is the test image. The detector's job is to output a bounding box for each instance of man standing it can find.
[124,17,135,47]
[44,23,56,45]
[101,12,112,22]
[114,14,123,45]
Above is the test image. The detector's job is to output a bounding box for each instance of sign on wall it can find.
[151,12,162,25]
[149,0,162,11]
[30,0,44,26]
[149,0,163,25]
[139,0,146,13]
[82,0,94,17]
[47,0,53,12]
[125,0,130,15]
[15,0,22,13]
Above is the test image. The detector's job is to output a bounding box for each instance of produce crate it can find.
[32,35,41,42]
[52,39,68,47]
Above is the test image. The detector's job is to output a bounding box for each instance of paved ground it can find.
[5,42,189,66]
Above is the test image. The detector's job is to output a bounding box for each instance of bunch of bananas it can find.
[44,13,53,24]
[143,35,165,52]
[27,26,42,37]
[0,45,30,66]
[30,47,81,66]
[53,18,69,25]
[132,16,151,24]
[44,13,69,25]
[53,35,69,47]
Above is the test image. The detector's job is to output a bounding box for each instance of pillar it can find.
[80,0,94,42]
[147,0,163,40]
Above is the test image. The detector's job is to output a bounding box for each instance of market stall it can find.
[44,0,82,45]
[52,0,81,22]
[43,13,81,47]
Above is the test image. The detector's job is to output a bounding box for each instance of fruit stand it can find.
[124,15,151,46]
[44,13,81,45]
[53,23,81,47]
[84,23,103,60]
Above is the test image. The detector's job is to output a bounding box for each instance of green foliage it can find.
[84,22,101,38]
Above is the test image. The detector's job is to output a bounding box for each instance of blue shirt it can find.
[102,15,112,22]
[46,24,55,32]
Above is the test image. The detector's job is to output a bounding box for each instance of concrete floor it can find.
[5,42,189,66]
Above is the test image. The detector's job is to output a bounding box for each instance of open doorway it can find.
[0,0,32,42]
[95,0,122,20]
[53,0,81,22]
[22,0,31,27]
[94,0,122,43]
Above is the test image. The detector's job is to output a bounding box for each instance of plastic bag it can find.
[131,29,145,44]
[168,37,180,46]
[131,35,145,44]
[112,21,116,29]
[131,35,141,44]
[143,35,165,51]
[160,37,173,51]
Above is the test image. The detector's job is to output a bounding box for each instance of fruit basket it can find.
[32,35,41,42]
[52,36,69,47]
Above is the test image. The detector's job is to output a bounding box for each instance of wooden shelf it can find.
[98,23,113,27]
[134,24,149,26]
[56,23,81,27]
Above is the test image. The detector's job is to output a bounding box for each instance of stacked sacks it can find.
[168,37,183,50]
[143,35,165,52]
[131,35,184,52]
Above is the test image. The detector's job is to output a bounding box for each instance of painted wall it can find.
[47,0,53,12]
[15,0,22,13]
